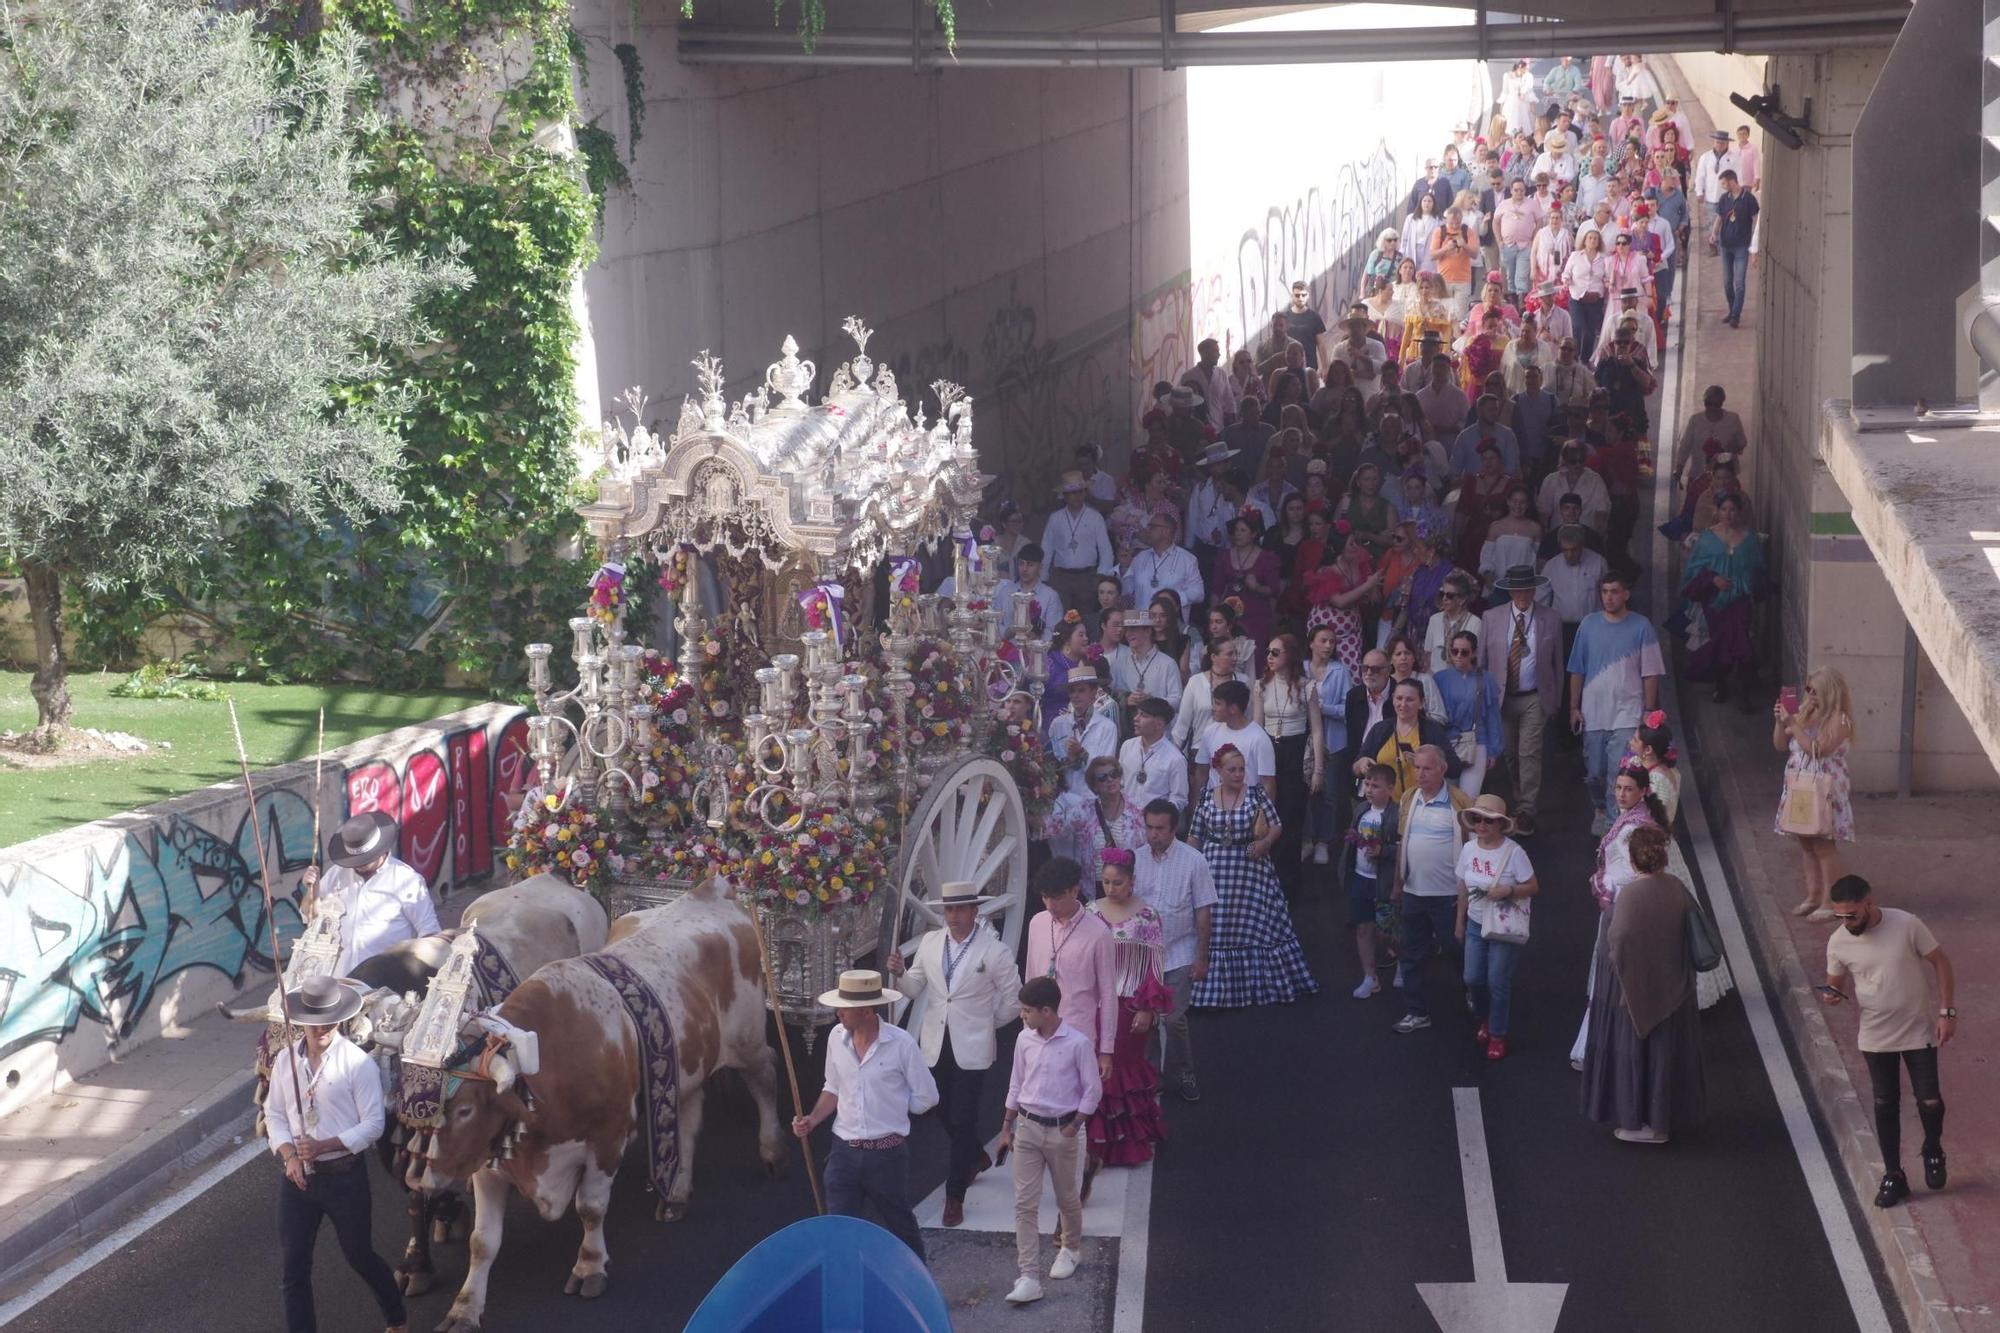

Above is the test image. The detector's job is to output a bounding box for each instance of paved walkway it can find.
[1659,54,1997,1332]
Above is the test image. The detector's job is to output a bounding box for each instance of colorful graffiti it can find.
[0,708,528,1089]
[1232,144,1401,355]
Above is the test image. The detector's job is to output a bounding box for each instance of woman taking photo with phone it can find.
[1772,667,1855,922]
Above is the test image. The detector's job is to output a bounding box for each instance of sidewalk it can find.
[1659,57,1998,1332]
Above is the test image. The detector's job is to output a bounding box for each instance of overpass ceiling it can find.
[678,0,1906,65]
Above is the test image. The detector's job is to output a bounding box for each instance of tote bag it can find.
[1480,843,1533,944]
[1777,760,1833,838]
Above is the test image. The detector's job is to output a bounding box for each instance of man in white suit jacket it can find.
[886,880,1023,1228]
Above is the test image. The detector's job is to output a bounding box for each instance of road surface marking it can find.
[1110,1146,1152,1333]
[0,1139,264,1327]
[1415,1087,1568,1333]
[1650,245,1893,1333]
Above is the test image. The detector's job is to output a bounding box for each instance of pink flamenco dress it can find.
[1084,901,1172,1166]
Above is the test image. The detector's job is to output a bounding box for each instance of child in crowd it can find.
[1342,763,1400,999]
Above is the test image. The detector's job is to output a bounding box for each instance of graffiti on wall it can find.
[1234,144,1401,352]
[1131,270,1229,395]
[0,710,529,1069]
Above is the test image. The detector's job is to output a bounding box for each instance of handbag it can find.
[1685,903,1723,973]
[1777,760,1834,837]
[1478,843,1533,944]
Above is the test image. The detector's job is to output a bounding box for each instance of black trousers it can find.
[279,1157,405,1333]
[1861,1047,1945,1172]
[934,1032,988,1202]
[825,1140,925,1260]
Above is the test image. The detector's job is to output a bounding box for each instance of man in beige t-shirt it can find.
[1819,875,1956,1209]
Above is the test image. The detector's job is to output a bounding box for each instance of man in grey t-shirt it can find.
[1390,746,1471,1032]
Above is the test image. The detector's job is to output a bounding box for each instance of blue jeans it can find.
[1397,893,1461,1018]
[1499,244,1531,297]
[825,1139,925,1260]
[1582,728,1626,817]
[1720,245,1750,320]
[1463,917,1524,1036]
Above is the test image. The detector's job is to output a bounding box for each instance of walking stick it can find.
[305,708,324,915]
[739,887,825,1216]
[227,699,314,1174]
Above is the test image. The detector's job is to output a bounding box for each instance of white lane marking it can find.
[1416,1088,1568,1333]
[0,1139,265,1327]
[1109,1146,1152,1333]
[1650,246,1894,1333]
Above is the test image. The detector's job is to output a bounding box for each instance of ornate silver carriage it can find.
[518,319,1053,1046]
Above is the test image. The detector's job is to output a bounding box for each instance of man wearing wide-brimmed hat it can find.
[886,882,1022,1228]
[1040,469,1115,629]
[1047,665,1117,799]
[301,811,438,976]
[267,975,407,1333]
[793,969,938,1259]
[1480,565,1561,838]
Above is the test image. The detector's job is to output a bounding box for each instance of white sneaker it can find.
[1351,975,1379,999]
[1050,1247,1082,1280]
[1006,1275,1046,1304]
[1313,841,1331,865]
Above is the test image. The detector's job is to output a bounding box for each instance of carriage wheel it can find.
[878,757,1029,1031]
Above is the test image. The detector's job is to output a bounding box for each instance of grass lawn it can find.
[0,669,488,849]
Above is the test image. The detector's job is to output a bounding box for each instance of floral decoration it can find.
[733,808,891,917]
[987,713,1061,826]
[899,637,972,752]
[585,560,626,628]
[507,787,621,898]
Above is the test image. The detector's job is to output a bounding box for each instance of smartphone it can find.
[1814,984,1848,1001]
[1779,686,1799,715]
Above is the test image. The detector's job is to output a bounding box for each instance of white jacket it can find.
[896,925,1022,1071]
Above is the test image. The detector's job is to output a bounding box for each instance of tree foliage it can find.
[0,0,466,731]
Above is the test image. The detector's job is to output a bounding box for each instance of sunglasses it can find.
[1361,664,1388,675]
[1440,590,1465,600]
[1464,814,1496,825]
[1449,647,1474,658]
[1092,772,1123,784]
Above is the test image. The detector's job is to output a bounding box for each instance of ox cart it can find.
[506,318,1057,1048]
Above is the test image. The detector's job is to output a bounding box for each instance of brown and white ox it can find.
[417,878,783,1333]
[225,873,609,1297]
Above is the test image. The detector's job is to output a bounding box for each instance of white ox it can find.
[416,879,784,1333]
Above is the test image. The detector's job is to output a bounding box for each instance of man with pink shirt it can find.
[1733,125,1762,191]
[1024,857,1119,1076]
[1492,178,1541,303]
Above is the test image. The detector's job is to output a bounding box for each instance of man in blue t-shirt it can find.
[1713,170,1760,328]
[1566,570,1664,830]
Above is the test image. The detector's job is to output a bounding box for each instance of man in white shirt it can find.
[1390,746,1472,1033]
[1073,444,1118,512]
[1123,511,1204,621]
[301,812,439,977]
[1047,667,1118,797]
[1108,617,1184,723]
[993,543,1065,634]
[1120,698,1188,816]
[1041,471,1116,621]
[1530,130,1578,186]
[885,882,1022,1229]
[1192,680,1276,799]
[267,976,407,1333]
[793,969,940,1259]
[1537,440,1612,536]
[1183,443,1240,576]
[1575,156,1612,213]
[1326,308,1389,397]
[1136,800,1216,1102]
[1184,338,1236,432]
[1542,524,1609,634]
[1690,130,1742,248]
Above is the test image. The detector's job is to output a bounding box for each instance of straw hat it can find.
[1055,470,1088,495]
[1065,665,1102,688]
[932,880,995,908]
[1458,793,1516,834]
[817,969,903,1009]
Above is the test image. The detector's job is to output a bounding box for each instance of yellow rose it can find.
[557,827,573,842]
[816,888,830,901]
[505,854,519,870]
[830,875,845,891]
[544,794,559,811]
[593,839,605,850]
[761,851,774,866]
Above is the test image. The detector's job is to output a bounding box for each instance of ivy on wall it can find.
[67,0,634,692]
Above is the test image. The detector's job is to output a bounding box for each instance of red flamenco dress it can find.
[1083,900,1172,1166]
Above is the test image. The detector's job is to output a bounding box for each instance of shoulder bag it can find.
[1685,900,1723,973]
[1478,843,1533,944]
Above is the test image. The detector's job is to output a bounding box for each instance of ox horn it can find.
[216,1001,275,1024]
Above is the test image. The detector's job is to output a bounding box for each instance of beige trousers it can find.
[1012,1116,1083,1276]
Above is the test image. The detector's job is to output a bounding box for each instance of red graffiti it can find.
[402,750,448,884]
[465,727,492,878]
[491,715,530,850]
[347,761,402,825]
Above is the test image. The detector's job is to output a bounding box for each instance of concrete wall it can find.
[1183,6,1488,362]
[0,704,531,1120]
[570,3,1189,509]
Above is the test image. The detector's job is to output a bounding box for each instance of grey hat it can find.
[326,811,398,868]
[285,974,365,1027]
[1491,564,1550,592]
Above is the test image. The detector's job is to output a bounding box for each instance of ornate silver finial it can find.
[694,350,727,428]
[765,335,815,415]
[402,925,481,1069]
[873,363,899,403]
[842,315,875,384]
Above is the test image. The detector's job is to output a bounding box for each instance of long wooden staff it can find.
[227,699,313,1173]
[740,891,825,1215]
[305,707,325,916]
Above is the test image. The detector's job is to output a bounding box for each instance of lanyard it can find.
[943,932,974,989]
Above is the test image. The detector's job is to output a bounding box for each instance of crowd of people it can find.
[781,53,1954,1309]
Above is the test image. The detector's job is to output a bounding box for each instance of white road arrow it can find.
[1417,1087,1569,1333]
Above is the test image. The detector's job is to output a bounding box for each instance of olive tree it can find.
[0,0,464,739]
